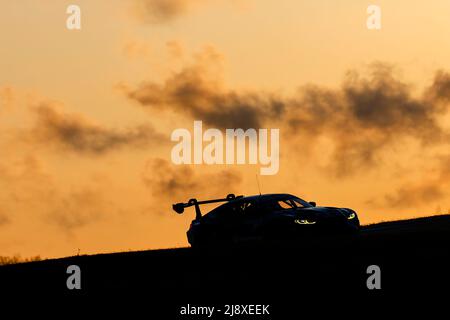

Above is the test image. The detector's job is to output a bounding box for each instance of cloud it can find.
[0,155,54,206]
[142,158,242,200]
[380,155,450,208]
[287,63,450,176]
[48,188,106,231]
[342,64,446,138]
[123,40,151,59]
[125,47,285,129]
[166,40,184,60]
[0,156,110,230]
[30,103,165,155]
[0,212,10,226]
[134,0,204,24]
[426,70,450,104]
[0,155,115,231]
[125,50,450,176]
[133,0,246,24]
[384,183,445,209]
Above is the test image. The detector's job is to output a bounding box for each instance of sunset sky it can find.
[1,0,450,258]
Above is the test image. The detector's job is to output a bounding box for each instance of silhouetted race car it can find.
[173,193,360,248]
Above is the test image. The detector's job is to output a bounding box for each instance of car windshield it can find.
[292,197,312,208]
[274,196,312,210]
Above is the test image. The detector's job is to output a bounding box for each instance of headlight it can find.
[347,212,356,220]
[294,219,316,225]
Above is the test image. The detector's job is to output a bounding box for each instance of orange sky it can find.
[1,0,450,258]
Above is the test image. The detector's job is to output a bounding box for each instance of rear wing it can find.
[173,194,244,220]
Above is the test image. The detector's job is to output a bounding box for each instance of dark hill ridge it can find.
[1,215,450,310]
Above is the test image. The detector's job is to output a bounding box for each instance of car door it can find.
[231,200,262,243]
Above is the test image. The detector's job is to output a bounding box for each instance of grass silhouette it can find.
[1,214,449,308]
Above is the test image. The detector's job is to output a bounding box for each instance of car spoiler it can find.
[173,194,244,220]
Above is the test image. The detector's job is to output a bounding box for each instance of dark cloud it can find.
[287,64,450,176]
[426,70,450,104]
[142,158,242,200]
[31,104,165,155]
[134,0,202,24]
[125,53,450,176]
[342,65,445,139]
[126,65,285,129]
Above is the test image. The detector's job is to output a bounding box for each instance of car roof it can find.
[202,193,304,218]
[228,193,297,203]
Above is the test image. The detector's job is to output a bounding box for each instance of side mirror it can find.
[309,201,316,207]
